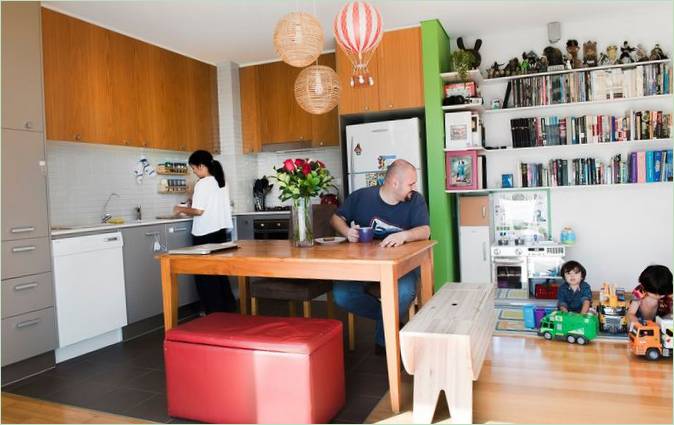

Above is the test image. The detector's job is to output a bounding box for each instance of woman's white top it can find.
[191,176,233,236]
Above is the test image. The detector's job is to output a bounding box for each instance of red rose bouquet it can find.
[273,158,335,201]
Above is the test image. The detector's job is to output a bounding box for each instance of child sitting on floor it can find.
[557,260,592,314]
[626,265,673,324]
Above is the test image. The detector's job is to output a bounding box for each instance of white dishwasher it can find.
[52,232,127,363]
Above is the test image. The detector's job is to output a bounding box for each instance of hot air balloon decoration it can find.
[333,1,383,87]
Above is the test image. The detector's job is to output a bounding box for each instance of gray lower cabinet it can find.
[121,225,166,323]
[1,307,57,367]
[235,215,254,240]
[165,222,199,306]
[122,221,200,324]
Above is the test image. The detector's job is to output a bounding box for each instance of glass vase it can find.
[291,197,314,247]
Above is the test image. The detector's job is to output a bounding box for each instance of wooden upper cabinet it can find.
[258,60,312,144]
[41,8,218,152]
[459,195,490,226]
[336,26,423,114]
[377,27,424,110]
[335,44,380,115]
[239,52,338,153]
[239,65,262,154]
[1,2,45,132]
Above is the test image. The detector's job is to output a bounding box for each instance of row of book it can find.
[506,62,672,108]
[518,149,673,187]
[510,110,673,147]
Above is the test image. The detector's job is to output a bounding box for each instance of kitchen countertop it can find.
[50,217,193,237]
[232,210,290,216]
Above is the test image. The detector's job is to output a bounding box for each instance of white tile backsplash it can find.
[46,61,344,223]
[47,141,193,226]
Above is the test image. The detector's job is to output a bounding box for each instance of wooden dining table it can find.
[159,239,436,413]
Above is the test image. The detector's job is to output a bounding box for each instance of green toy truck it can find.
[538,311,599,345]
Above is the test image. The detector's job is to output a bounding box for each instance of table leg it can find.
[380,265,401,413]
[237,276,249,315]
[160,256,178,331]
[420,248,434,305]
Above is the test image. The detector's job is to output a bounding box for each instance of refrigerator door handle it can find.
[371,128,389,133]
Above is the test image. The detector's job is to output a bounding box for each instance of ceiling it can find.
[42,1,667,65]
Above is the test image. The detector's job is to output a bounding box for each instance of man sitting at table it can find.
[330,159,431,355]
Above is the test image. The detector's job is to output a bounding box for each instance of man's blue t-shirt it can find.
[336,186,429,239]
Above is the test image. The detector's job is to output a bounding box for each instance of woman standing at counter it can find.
[174,150,236,313]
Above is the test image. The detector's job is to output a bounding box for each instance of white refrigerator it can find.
[346,117,425,195]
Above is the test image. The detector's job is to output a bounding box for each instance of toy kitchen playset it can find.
[490,190,567,301]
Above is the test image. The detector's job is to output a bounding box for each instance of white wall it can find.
[453,7,673,289]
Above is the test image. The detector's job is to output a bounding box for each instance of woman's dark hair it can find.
[560,260,586,281]
[639,265,673,295]
[188,150,225,188]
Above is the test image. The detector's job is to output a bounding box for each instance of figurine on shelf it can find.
[635,44,650,62]
[487,61,505,79]
[543,45,564,68]
[566,39,582,69]
[619,41,636,64]
[600,44,619,65]
[583,41,598,67]
[521,51,538,74]
[456,37,482,68]
[504,57,520,76]
[649,43,668,60]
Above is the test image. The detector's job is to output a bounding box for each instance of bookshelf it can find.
[445,180,672,194]
[482,93,672,114]
[440,69,483,84]
[441,103,484,112]
[481,59,671,85]
[442,58,673,193]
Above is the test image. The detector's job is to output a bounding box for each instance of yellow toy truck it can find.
[598,282,628,334]
[628,316,673,360]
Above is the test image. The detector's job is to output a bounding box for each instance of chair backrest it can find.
[288,204,337,240]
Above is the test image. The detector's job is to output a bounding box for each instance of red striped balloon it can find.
[333,1,383,87]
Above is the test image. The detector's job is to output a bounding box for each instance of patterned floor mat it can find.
[496,288,530,300]
[495,306,537,333]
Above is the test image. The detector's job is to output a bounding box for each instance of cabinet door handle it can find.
[145,231,160,237]
[173,227,187,233]
[482,242,487,262]
[482,206,487,218]
[12,246,36,253]
[24,120,34,129]
[14,282,38,291]
[105,236,119,242]
[11,226,35,234]
[16,318,41,329]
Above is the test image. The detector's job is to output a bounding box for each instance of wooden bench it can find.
[399,282,496,424]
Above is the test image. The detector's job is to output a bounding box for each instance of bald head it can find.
[382,159,418,203]
[384,159,416,183]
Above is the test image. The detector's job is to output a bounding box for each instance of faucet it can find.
[102,192,120,223]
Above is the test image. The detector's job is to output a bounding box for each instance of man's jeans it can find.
[332,268,419,346]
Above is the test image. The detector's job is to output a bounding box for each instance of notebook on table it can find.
[168,241,238,255]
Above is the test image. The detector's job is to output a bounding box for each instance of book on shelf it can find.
[515,149,672,188]
[505,62,672,108]
[509,110,672,147]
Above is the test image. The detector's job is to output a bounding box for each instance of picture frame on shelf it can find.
[444,111,472,149]
[446,150,478,190]
[502,173,514,188]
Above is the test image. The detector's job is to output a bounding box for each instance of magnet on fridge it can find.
[354,144,362,155]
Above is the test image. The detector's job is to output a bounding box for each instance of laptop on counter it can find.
[168,241,239,255]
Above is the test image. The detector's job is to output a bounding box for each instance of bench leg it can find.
[251,297,258,316]
[412,373,441,424]
[444,368,473,424]
[303,300,312,318]
[348,313,356,351]
[326,291,336,319]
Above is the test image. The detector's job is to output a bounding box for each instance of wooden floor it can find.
[366,335,673,424]
[1,393,153,424]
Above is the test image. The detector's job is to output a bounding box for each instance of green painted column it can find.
[421,20,458,288]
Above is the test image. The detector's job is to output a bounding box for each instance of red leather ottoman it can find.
[164,313,345,424]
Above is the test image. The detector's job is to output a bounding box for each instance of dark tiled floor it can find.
[4,300,396,424]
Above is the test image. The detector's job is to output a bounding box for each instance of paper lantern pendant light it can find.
[274,12,324,67]
[333,1,383,87]
[294,65,341,114]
